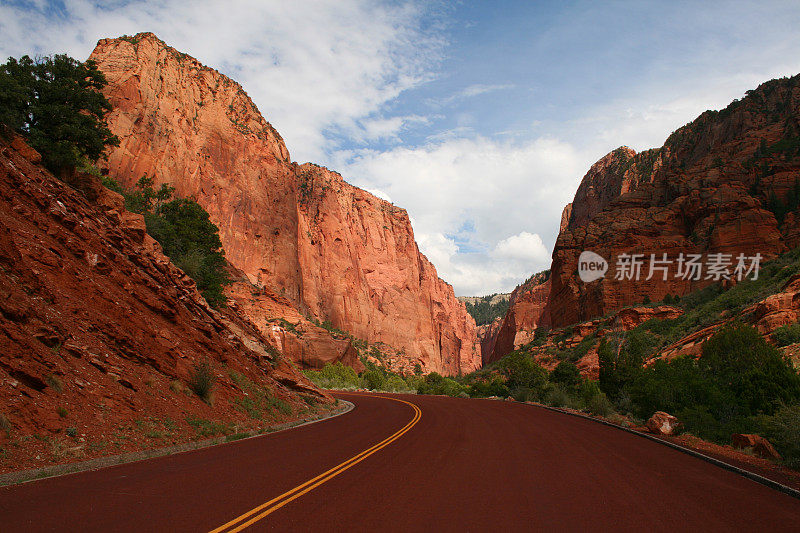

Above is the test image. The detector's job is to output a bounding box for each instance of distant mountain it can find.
[458,293,511,326]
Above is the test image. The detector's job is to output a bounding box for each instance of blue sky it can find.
[3,0,800,295]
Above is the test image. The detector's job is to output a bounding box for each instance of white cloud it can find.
[337,135,593,295]
[417,232,459,271]
[493,232,549,263]
[352,115,431,144]
[0,0,444,163]
[436,83,515,106]
[574,69,800,155]
[414,230,552,296]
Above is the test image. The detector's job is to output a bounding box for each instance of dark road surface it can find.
[2,392,800,532]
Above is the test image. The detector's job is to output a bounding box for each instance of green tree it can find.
[464,295,510,326]
[497,350,548,390]
[124,176,175,214]
[698,322,800,415]
[0,54,118,175]
[598,329,654,398]
[361,368,387,391]
[126,178,230,307]
[550,361,582,388]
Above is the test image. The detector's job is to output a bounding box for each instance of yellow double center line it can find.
[210,396,422,532]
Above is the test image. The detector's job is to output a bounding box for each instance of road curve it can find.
[2,393,800,532]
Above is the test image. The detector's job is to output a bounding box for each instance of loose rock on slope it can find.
[0,136,329,473]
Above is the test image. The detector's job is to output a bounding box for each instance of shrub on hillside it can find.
[188,359,215,403]
[544,383,570,407]
[497,350,549,391]
[586,392,615,417]
[699,322,800,415]
[304,362,360,390]
[758,403,800,468]
[550,361,582,388]
[361,368,387,391]
[385,375,413,393]
[562,334,595,363]
[772,322,800,347]
[125,177,230,307]
[531,326,549,346]
[598,329,656,398]
[417,372,467,396]
[468,378,510,398]
[625,323,800,442]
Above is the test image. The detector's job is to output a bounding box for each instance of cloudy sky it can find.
[3,1,800,295]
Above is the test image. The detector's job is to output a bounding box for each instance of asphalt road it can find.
[3,392,800,532]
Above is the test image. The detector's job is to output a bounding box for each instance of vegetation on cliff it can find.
[0,54,118,174]
[600,323,800,444]
[122,176,230,307]
[535,246,800,465]
[463,294,510,325]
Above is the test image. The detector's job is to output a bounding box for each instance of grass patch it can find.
[229,371,293,420]
[87,441,108,452]
[773,322,800,347]
[0,413,11,436]
[562,333,596,362]
[225,432,250,442]
[185,416,233,438]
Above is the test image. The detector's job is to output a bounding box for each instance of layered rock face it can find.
[520,305,683,379]
[486,271,552,363]
[89,33,478,375]
[224,270,364,372]
[293,163,479,374]
[566,146,639,228]
[476,318,502,362]
[0,137,325,472]
[549,74,800,326]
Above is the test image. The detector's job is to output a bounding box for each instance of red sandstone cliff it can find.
[486,271,552,363]
[549,74,800,327]
[476,318,502,362]
[88,33,479,375]
[0,136,327,473]
[490,74,800,358]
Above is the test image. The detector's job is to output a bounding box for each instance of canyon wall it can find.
[490,73,800,357]
[549,73,800,327]
[486,271,551,364]
[89,33,479,374]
